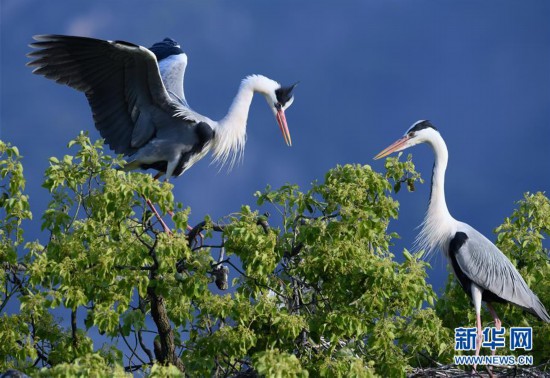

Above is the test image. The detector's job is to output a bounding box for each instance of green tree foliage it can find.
[0,135,548,376]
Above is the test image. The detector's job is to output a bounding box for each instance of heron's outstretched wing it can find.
[451,223,550,322]
[28,34,186,155]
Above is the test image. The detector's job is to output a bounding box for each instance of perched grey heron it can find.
[28,35,297,232]
[375,120,550,359]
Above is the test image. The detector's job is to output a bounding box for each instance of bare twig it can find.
[138,328,155,364]
[118,324,148,367]
[223,258,286,298]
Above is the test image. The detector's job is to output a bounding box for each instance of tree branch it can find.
[71,309,78,349]
[148,286,184,371]
[187,221,225,248]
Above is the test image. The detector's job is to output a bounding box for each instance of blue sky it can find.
[1,0,549,295]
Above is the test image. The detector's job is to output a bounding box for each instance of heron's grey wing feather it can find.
[28,35,184,154]
[454,224,550,321]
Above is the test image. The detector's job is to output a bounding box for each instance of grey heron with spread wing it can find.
[28,35,296,232]
[375,120,550,360]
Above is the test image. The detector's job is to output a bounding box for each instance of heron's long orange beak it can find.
[276,108,292,147]
[374,135,410,160]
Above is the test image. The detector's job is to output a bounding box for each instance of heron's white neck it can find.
[211,75,277,168]
[416,132,456,258]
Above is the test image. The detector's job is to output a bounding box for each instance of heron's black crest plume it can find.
[149,38,183,61]
[408,120,438,134]
[275,82,298,105]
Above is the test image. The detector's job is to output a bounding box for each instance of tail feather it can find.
[530,297,550,322]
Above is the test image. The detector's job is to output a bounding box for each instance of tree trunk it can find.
[148,286,185,372]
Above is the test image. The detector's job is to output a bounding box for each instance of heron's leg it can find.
[146,198,172,235]
[471,285,484,373]
[163,209,199,240]
[157,175,202,244]
[486,303,501,361]
[475,311,483,356]
[155,203,197,240]
[469,311,486,375]
[141,172,172,234]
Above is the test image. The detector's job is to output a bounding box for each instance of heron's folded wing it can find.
[454,225,548,319]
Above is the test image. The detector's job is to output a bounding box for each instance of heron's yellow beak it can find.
[374,135,410,160]
[276,107,292,147]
